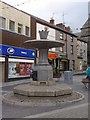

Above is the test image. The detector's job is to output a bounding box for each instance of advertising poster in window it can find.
[19,63,25,75]
[25,64,32,75]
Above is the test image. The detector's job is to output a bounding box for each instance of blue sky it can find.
[1,0,90,32]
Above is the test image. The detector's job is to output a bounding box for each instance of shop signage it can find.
[0,44,36,59]
[61,59,68,62]
[60,54,67,59]
[48,52,58,59]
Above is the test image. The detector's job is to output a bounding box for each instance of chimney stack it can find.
[50,17,54,25]
[65,26,71,32]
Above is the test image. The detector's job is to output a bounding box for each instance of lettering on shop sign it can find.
[21,51,27,55]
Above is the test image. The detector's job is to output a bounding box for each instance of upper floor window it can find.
[70,36,73,42]
[84,43,87,47]
[80,49,83,55]
[71,45,73,54]
[84,50,86,53]
[0,16,6,29]
[72,60,75,70]
[18,23,23,34]
[60,32,63,40]
[9,20,15,31]
[81,42,82,46]
[84,50,86,57]
[25,26,29,36]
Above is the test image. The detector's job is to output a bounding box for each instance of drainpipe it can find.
[65,34,69,70]
[65,34,68,58]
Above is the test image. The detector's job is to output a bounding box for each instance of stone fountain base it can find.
[13,83,72,97]
[34,64,53,81]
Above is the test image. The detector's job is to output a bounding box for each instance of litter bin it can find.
[32,71,37,81]
[64,71,73,84]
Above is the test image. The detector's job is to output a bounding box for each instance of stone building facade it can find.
[55,26,77,71]
[80,17,90,65]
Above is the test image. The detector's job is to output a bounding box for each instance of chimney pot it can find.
[50,17,54,24]
[65,26,71,32]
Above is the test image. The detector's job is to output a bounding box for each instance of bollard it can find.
[64,71,73,84]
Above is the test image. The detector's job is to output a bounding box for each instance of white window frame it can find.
[18,23,23,34]
[0,16,6,29]
[9,20,15,31]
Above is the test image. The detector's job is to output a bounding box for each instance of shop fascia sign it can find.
[60,53,67,58]
[48,52,59,59]
[0,44,36,59]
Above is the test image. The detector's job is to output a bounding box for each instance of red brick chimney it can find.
[65,26,71,32]
[50,17,54,25]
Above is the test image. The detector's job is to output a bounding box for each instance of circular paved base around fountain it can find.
[3,83,84,106]
[3,91,84,106]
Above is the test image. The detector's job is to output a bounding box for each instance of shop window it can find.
[25,26,29,36]
[18,23,23,34]
[9,20,15,31]
[0,16,6,29]
[9,63,17,76]
[8,62,32,78]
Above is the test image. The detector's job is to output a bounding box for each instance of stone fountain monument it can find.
[25,29,63,85]
[13,29,72,96]
[3,29,84,106]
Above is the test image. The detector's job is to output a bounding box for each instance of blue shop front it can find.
[0,44,36,82]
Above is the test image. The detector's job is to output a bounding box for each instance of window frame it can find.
[0,16,6,29]
[70,36,73,42]
[60,32,63,40]
[18,23,23,34]
[9,20,15,31]
[25,26,29,36]
[71,45,73,54]
[72,60,75,70]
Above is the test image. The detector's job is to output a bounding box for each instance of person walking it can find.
[29,68,33,79]
[86,64,90,79]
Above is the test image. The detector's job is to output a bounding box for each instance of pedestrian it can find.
[86,64,90,80]
[29,68,33,79]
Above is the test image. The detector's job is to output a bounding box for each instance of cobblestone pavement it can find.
[1,74,89,118]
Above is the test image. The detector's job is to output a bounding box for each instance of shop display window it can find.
[8,62,32,78]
